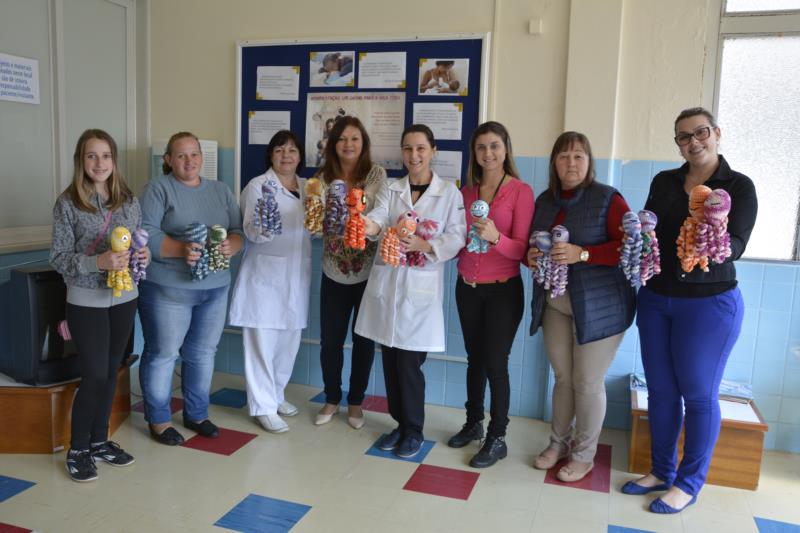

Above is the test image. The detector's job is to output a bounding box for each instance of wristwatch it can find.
[579,248,590,262]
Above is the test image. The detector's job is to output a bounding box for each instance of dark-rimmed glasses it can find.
[674,126,712,146]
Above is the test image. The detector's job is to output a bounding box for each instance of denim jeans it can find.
[138,280,229,424]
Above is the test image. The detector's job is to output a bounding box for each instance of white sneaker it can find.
[277,401,299,417]
[257,414,289,433]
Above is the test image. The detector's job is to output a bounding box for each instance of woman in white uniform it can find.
[357,124,466,458]
[229,130,311,433]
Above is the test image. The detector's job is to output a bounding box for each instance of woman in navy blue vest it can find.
[622,108,757,513]
[528,132,635,483]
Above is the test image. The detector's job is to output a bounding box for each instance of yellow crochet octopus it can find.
[107,226,133,297]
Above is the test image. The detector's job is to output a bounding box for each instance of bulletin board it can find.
[235,34,489,193]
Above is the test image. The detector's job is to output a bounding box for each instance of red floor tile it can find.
[131,397,184,414]
[543,443,612,493]
[181,428,258,456]
[403,464,480,500]
[0,523,32,533]
[361,395,389,414]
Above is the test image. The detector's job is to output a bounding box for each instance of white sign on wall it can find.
[0,52,40,104]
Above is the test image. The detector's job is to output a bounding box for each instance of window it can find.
[709,2,800,260]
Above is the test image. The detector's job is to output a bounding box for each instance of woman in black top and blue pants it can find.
[623,108,758,513]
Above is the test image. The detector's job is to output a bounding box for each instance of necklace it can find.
[482,173,506,204]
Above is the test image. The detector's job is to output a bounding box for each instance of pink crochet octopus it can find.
[405,217,439,267]
[703,188,732,265]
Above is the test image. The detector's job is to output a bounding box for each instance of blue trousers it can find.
[636,286,744,496]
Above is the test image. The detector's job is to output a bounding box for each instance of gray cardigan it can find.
[50,191,142,306]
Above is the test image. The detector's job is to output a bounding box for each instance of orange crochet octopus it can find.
[676,184,712,273]
[344,187,366,250]
[381,211,419,267]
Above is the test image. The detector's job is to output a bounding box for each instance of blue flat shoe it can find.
[649,494,697,514]
[621,480,671,495]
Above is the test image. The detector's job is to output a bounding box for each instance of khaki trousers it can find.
[542,290,624,463]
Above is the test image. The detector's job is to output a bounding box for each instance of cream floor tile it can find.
[315,476,399,512]
[681,503,760,533]
[608,490,684,533]
[466,473,543,512]
[337,454,419,489]
[289,502,385,533]
[447,506,537,533]
[695,483,754,516]
[535,483,610,524]
[531,509,608,533]
[382,490,469,527]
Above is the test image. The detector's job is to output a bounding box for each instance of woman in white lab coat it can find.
[229,130,311,433]
[356,124,466,458]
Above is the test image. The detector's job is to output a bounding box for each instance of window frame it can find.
[704,0,800,261]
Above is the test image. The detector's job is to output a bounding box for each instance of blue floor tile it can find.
[608,526,655,533]
[0,475,35,503]
[210,387,248,409]
[365,434,435,464]
[755,517,800,533]
[214,493,311,533]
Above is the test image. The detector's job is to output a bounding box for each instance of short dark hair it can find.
[320,116,373,185]
[466,121,520,187]
[674,107,719,133]
[264,130,304,172]
[401,124,436,149]
[435,60,455,67]
[547,131,596,192]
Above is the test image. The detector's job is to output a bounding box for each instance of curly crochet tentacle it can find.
[254,181,282,236]
[323,179,348,236]
[620,211,643,287]
[549,225,570,298]
[208,224,230,272]
[181,222,210,281]
[129,227,149,284]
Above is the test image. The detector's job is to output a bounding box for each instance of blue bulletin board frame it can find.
[235,34,489,195]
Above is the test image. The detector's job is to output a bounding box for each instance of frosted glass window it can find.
[717,35,800,260]
[726,0,800,13]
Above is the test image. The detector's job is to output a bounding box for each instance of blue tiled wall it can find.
[2,151,797,453]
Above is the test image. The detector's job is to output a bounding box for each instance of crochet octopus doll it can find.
[703,188,732,265]
[405,218,439,267]
[129,227,149,284]
[638,210,661,285]
[323,179,348,237]
[466,200,490,253]
[107,226,133,297]
[303,177,324,234]
[380,211,419,267]
[549,225,570,298]
[181,222,210,281]
[344,187,367,250]
[620,211,644,287]
[676,185,712,272]
[208,224,230,272]
[529,231,553,288]
[253,180,282,237]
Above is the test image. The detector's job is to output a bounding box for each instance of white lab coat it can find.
[354,172,466,352]
[228,169,312,330]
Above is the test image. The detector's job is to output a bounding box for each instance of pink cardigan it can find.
[457,178,535,282]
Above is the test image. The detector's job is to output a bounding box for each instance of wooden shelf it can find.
[0,367,131,453]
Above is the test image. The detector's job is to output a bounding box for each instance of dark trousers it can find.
[319,273,375,406]
[381,346,427,439]
[455,276,524,438]
[66,299,137,450]
[637,286,744,496]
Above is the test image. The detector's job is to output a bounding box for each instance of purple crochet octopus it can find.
[549,225,570,297]
[620,211,644,287]
[529,231,553,287]
[704,189,732,264]
[129,228,149,284]
[323,179,348,237]
[253,181,282,236]
[638,210,661,286]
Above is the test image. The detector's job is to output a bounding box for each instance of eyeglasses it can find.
[674,126,712,146]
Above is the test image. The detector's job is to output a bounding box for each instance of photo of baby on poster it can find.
[309,51,355,87]
[418,58,469,96]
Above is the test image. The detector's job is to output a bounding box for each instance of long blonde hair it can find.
[67,129,132,213]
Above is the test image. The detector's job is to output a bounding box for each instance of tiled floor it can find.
[1,371,799,533]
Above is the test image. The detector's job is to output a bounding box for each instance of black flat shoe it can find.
[183,418,219,438]
[447,421,484,448]
[469,436,507,468]
[149,425,185,446]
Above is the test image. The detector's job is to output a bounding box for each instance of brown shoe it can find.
[533,446,568,470]
[556,460,594,482]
